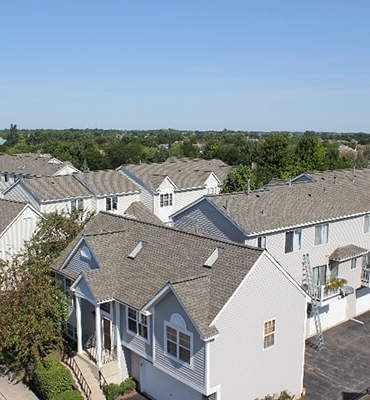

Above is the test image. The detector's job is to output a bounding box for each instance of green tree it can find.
[6,123,21,146]
[295,133,326,172]
[222,165,257,193]
[0,211,89,374]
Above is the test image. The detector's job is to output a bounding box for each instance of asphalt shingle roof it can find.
[0,153,75,176]
[0,199,29,234]
[208,168,370,235]
[19,175,93,201]
[329,244,368,261]
[54,212,263,338]
[74,170,139,195]
[123,201,163,225]
[122,157,234,191]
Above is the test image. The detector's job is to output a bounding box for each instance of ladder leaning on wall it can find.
[302,254,324,351]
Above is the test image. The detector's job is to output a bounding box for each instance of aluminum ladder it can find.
[303,254,324,351]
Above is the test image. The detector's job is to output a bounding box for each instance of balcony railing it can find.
[312,284,340,306]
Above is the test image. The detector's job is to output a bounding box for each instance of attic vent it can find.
[128,241,146,259]
[81,245,91,260]
[204,247,224,268]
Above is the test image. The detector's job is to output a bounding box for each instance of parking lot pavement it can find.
[304,311,370,400]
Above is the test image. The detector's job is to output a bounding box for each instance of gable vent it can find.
[128,241,146,259]
[204,247,224,268]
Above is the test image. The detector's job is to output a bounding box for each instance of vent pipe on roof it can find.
[226,198,230,213]
[324,186,327,193]
[352,166,356,183]
[288,178,292,188]
[195,219,199,233]
[334,175,337,184]
[247,179,251,198]
[261,208,266,216]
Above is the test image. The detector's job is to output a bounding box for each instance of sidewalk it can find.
[0,373,39,400]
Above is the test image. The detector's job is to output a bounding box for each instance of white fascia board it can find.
[170,196,206,218]
[140,283,171,310]
[161,175,178,190]
[0,204,39,239]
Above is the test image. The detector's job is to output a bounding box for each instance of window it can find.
[285,229,301,253]
[66,322,77,340]
[315,223,329,245]
[160,193,173,207]
[100,302,111,313]
[71,199,83,212]
[127,307,148,340]
[312,265,327,286]
[106,196,118,211]
[166,325,191,364]
[258,236,266,249]
[263,319,276,349]
[365,215,370,233]
[351,257,358,270]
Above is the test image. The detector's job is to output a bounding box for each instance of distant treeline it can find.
[1,126,370,191]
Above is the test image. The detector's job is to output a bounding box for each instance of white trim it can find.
[262,318,276,350]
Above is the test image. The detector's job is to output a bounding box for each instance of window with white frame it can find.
[258,236,266,249]
[315,223,329,245]
[285,229,301,253]
[263,319,276,350]
[71,199,84,212]
[312,265,327,286]
[165,314,192,365]
[106,196,118,211]
[365,215,370,233]
[127,307,148,340]
[160,193,173,207]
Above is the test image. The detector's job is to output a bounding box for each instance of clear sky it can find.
[1,0,369,132]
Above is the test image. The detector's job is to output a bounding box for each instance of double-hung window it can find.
[165,324,192,364]
[160,193,173,207]
[285,229,301,253]
[258,236,267,249]
[365,215,370,233]
[106,196,118,211]
[315,223,329,245]
[263,319,276,350]
[71,199,83,212]
[127,307,148,340]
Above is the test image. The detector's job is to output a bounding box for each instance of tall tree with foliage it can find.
[295,132,327,172]
[6,123,21,146]
[222,165,257,193]
[0,211,90,374]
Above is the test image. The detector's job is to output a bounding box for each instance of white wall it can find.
[210,253,307,399]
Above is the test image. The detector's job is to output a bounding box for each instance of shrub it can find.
[103,378,136,400]
[52,390,84,400]
[32,360,73,400]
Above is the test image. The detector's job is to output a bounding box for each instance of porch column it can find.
[75,295,83,354]
[115,303,122,369]
[95,304,102,368]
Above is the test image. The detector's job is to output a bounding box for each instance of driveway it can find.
[304,311,370,400]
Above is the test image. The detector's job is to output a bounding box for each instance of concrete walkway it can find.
[0,371,39,400]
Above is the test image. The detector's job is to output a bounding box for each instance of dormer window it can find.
[128,241,146,259]
[160,193,173,207]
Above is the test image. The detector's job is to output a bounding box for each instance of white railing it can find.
[312,284,340,305]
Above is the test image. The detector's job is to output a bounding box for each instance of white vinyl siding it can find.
[365,215,370,233]
[285,229,301,253]
[315,223,329,245]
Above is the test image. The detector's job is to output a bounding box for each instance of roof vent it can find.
[225,199,230,213]
[324,186,327,193]
[334,176,337,184]
[128,241,146,259]
[261,209,266,216]
[352,166,356,183]
[204,247,224,268]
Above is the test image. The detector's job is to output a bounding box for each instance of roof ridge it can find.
[171,274,209,285]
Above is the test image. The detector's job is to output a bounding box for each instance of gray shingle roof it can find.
[20,175,93,201]
[208,168,370,235]
[0,153,75,176]
[330,244,368,262]
[123,201,163,225]
[74,170,139,195]
[0,198,29,234]
[122,158,234,191]
[54,212,263,338]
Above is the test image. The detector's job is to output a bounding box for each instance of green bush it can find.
[52,390,84,400]
[103,378,136,400]
[32,360,73,400]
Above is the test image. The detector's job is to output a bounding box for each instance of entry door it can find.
[103,318,111,350]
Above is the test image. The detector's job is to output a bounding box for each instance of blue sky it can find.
[1,0,369,132]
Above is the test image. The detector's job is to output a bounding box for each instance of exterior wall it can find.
[0,207,41,259]
[245,215,370,286]
[121,304,153,360]
[95,193,141,214]
[152,290,205,394]
[173,201,245,243]
[40,197,94,214]
[54,165,79,175]
[210,253,307,399]
[174,188,209,215]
